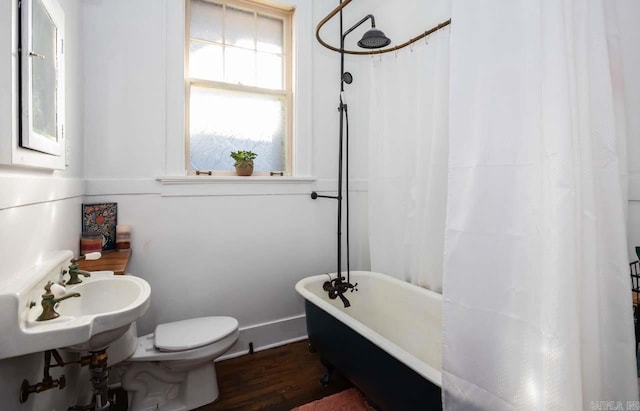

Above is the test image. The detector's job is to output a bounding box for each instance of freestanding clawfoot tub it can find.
[295,271,442,410]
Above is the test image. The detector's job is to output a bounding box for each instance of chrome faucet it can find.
[36,281,80,321]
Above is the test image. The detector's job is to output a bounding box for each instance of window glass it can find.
[224,46,255,86]
[32,0,57,138]
[189,41,223,81]
[256,52,282,89]
[189,86,286,172]
[190,0,222,43]
[257,14,283,53]
[225,7,254,49]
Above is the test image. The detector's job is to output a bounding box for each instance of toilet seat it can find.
[127,316,239,362]
[155,317,238,351]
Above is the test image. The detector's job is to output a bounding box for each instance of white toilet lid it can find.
[154,316,239,352]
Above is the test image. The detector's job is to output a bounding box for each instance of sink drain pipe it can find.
[89,349,110,411]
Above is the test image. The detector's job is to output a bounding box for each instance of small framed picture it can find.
[82,203,118,251]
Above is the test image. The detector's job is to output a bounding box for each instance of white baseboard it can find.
[216,314,308,362]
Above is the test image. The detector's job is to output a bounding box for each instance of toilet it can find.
[110,316,239,411]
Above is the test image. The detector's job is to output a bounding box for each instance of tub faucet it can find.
[336,291,351,308]
[323,276,357,308]
[36,281,81,321]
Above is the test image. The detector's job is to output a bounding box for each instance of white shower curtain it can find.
[368,29,449,292]
[443,1,639,409]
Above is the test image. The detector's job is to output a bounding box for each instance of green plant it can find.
[230,150,257,168]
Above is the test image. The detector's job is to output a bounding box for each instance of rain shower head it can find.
[343,14,391,51]
[358,27,391,49]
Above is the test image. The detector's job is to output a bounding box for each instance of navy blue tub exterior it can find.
[305,300,442,411]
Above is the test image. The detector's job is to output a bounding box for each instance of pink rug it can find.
[292,388,376,411]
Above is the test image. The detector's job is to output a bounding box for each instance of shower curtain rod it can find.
[316,0,451,56]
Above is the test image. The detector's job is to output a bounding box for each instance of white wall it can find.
[80,0,456,355]
[81,0,375,354]
[0,0,88,408]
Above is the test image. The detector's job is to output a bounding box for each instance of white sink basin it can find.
[0,251,151,359]
[48,272,149,351]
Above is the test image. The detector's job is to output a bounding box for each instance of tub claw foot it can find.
[319,357,334,387]
[320,371,332,387]
[308,343,316,353]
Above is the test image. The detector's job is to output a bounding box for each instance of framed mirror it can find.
[20,0,65,156]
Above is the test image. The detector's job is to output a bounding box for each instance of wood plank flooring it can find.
[198,340,352,411]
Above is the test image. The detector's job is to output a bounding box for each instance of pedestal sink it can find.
[0,251,150,360]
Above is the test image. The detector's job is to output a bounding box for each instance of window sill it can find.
[158,175,315,184]
[84,177,364,197]
[156,175,317,197]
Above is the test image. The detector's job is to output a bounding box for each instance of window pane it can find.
[225,47,255,86]
[189,86,285,172]
[256,52,282,90]
[190,0,222,43]
[225,6,254,49]
[189,41,223,81]
[257,14,282,53]
[32,0,57,139]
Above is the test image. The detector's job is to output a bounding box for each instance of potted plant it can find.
[230,150,257,176]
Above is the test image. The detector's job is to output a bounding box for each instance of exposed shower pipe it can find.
[311,2,393,307]
[315,0,451,56]
[312,2,450,307]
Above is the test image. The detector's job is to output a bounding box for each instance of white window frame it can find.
[20,0,65,157]
[0,0,66,170]
[164,0,312,180]
[185,0,293,176]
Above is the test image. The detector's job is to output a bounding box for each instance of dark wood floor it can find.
[109,340,352,411]
[198,340,352,411]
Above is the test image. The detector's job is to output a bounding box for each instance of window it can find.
[21,0,65,160]
[186,0,293,175]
